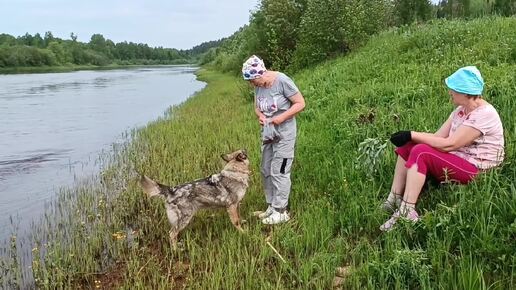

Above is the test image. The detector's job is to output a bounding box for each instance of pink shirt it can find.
[449,104,505,169]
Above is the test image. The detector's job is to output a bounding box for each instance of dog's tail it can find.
[140,175,166,198]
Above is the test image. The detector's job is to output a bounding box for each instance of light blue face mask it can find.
[445,66,484,95]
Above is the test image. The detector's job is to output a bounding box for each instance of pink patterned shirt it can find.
[449,104,505,169]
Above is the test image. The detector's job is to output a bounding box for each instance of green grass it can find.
[1,17,515,289]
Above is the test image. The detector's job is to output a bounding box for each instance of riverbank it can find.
[0,63,195,75]
[1,17,514,289]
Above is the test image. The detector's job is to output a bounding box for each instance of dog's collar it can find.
[221,170,249,185]
[222,168,250,175]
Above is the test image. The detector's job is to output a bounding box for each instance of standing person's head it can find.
[445,66,484,105]
[242,55,267,87]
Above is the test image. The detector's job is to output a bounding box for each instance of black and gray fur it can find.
[140,149,250,249]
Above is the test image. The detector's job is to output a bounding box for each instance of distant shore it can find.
[0,63,197,75]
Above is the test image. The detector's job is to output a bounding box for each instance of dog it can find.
[140,149,250,249]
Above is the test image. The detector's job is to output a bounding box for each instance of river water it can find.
[0,66,206,240]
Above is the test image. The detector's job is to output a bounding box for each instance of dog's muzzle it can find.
[237,149,248,161]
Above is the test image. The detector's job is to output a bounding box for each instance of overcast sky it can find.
[0,0,260,50]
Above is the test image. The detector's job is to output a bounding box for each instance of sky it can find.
[0,0,260,50]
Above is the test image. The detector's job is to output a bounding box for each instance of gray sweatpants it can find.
[261,138,295,209]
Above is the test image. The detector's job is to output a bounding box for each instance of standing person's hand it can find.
[390,131,412,147]
[270,115,285,125]
[258,114,267,126]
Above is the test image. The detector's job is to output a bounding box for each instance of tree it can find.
[293,0,346,68]
[33,33,44,48]
[48,41,67,64]
[18,33,34,46]
[436,0,490,18]
[1,31,195,67]
[44,31,54,47]
[393,0,432,25]
[0,34,16,46]
[493,0,516,16]
[292,0,391,69]
[70,32,78,42]
[89,34,112,58]
[258,0,306,69]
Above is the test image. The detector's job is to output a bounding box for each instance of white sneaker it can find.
[257,206,274,219]
[262,210,290,225]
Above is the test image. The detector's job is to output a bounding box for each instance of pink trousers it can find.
[395,143,479,184]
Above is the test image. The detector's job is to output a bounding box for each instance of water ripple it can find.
[0,150,71,179]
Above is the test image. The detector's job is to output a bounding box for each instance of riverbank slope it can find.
[3,17,514,289]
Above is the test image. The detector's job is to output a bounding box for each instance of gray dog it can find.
[140,149,250,249]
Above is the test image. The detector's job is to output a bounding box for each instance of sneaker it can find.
[380,210,400,232]
[380,209,419,232]
[404,208,420,223]
[382,196,401,213]
[257,205,274,219]
[262,210,290,225]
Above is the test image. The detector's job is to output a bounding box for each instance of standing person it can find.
[381,66,505,231]
[242,55,305,225]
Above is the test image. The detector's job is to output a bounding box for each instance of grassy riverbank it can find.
[1,17,515,289]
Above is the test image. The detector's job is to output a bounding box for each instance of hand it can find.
[390,131,412,147]
[209,174,221,185]
[270,115,285,125]
[258,114,267,126]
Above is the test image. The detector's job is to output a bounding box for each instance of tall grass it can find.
[1,17,514,289]
[291,16,516,289]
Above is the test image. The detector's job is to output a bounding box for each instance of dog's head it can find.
[221,149,250,172]
[140,175,164,198]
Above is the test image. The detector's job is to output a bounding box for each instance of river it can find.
[0,66,206,241]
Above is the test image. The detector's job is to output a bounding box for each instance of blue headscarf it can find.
[445,66,484,95]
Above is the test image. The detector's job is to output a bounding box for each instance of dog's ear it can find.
[140,175,161,197]
[221,154,231,162]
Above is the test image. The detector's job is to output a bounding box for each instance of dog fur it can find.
[140,149,250,249]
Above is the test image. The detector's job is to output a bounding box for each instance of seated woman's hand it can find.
[390,131,412,147]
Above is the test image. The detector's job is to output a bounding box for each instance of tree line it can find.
[0,32,211,68]
[2,0,513,70]
[206,0,515,73]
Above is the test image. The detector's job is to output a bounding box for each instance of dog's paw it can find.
[170,241,186,252]
[236,225,246,233]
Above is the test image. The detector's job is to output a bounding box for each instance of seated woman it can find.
[381,66,505,231]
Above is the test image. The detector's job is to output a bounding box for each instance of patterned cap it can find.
[445,66,484,95]
[242,55,267,80]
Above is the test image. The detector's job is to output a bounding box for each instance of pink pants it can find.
[395,143,479,184]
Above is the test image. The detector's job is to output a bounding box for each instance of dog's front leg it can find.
[227,203,244,232]
[169,229,179,251]
[166,207,181,250]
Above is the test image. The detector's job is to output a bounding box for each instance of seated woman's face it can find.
[448,89,467,105]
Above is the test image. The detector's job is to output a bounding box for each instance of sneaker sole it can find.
[262,216,290,225]
[258,212,273,219]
